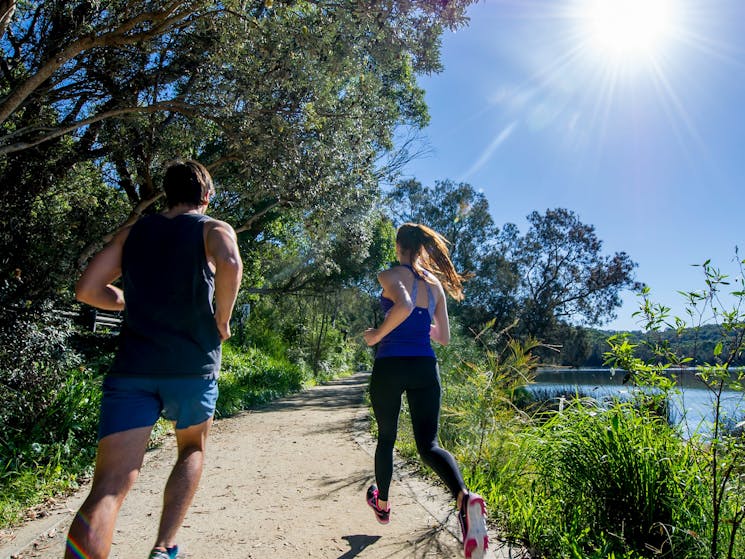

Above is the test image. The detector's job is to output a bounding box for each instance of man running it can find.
[66,160,242,559]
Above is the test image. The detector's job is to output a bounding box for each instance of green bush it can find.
[603,257,745,559]
[216,343,306,416]
[522,403,706,558]
[0,364,102,527]
[0,308,80,446]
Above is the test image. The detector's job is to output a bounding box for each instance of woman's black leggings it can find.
[369,356,466,502]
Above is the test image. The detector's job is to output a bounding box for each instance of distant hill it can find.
[580,324,744,368]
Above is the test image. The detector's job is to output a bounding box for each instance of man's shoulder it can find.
[203,217,237,235]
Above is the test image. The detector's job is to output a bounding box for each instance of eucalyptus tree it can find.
[508,208,639,339]
[0,0,481,410]
[385,179,520,333]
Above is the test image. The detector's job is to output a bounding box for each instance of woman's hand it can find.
[363,328,380,346]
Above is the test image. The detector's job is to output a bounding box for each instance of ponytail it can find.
[396,223,466,301]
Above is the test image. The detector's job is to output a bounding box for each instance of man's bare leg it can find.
[65,426,152,559]
[151,418,213,551]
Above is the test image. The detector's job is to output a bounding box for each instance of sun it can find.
[578,0,678,63]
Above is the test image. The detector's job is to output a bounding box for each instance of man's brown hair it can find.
[163,160,214,209]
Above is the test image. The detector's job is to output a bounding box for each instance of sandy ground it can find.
[1,372,521,559]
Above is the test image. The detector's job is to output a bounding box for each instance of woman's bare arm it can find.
[363,268,414,346]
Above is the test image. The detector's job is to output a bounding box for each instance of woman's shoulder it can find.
[419,267,441,285]
[378,265,405,283]
[379,263,409,275]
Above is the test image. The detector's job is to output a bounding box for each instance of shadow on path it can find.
[349,524,463,559]
[314,468,372,500]
[250,373,371,414]
[338,535,381,558]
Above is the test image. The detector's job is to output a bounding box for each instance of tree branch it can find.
[235,199,284,234]
[0,0,206,125]
[0,101,216,154]
[0,0,16,42]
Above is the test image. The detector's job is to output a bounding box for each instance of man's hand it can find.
[216,320,231,341]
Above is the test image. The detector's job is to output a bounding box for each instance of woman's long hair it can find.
[396,223,466,301]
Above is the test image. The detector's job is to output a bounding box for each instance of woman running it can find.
[363,222,489,559]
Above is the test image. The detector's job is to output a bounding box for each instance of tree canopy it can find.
[1,0,640,368]
[0,0,476,306]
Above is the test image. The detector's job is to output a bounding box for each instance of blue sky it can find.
[398,0,745,331]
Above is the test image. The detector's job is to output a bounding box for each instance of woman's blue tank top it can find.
[375,264,437,359]
[110,213,222,378]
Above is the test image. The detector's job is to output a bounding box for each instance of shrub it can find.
[524,403,706,558]
[0,307,79,446]
[0,364,102,528]
[216,343,306,416]
[605,257,745,559]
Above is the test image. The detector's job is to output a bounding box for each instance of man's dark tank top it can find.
[110,213,221,378]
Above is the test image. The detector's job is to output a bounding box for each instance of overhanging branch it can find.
[0,0,208,126]
[0,101,217,154]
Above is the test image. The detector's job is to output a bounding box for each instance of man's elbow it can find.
[218,255,243,280]
[75,280,93,305]
[228,256,243,277]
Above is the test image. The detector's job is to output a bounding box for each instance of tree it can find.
[457,249,520,335]
[386,180,639,347]
[386,178,499,275]
[507,208,639,340]
[0,0,477,306]
[385,179,523,334]
[0,0,479,438]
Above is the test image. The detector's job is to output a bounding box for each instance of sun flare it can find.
[580,0,678,62]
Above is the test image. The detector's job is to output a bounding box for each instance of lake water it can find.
[531,368,745,438]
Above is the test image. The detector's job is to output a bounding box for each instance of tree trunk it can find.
[0,0,16,41]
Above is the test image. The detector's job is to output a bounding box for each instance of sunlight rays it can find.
[646,56,710,161]
[526,0,700,151]
[460,1,737,183]
[460,121,517,181]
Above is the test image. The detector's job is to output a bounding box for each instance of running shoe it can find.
[366,484,390,524]
[458,493,488,559]
[147,545,179,559]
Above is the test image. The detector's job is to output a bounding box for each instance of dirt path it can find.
[1,373,516,559]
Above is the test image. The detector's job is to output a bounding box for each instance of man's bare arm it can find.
[75,228,130,311]
[205,220,243,340]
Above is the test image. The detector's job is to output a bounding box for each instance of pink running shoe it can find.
[366,484,390,524]
[458,492,488,559]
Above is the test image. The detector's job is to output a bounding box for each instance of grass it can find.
[524,402,706,557]
[216,343,308,416]
[389,346,735,558]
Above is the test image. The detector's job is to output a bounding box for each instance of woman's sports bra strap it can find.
[399,264,436,317]
[400,263,419,277]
